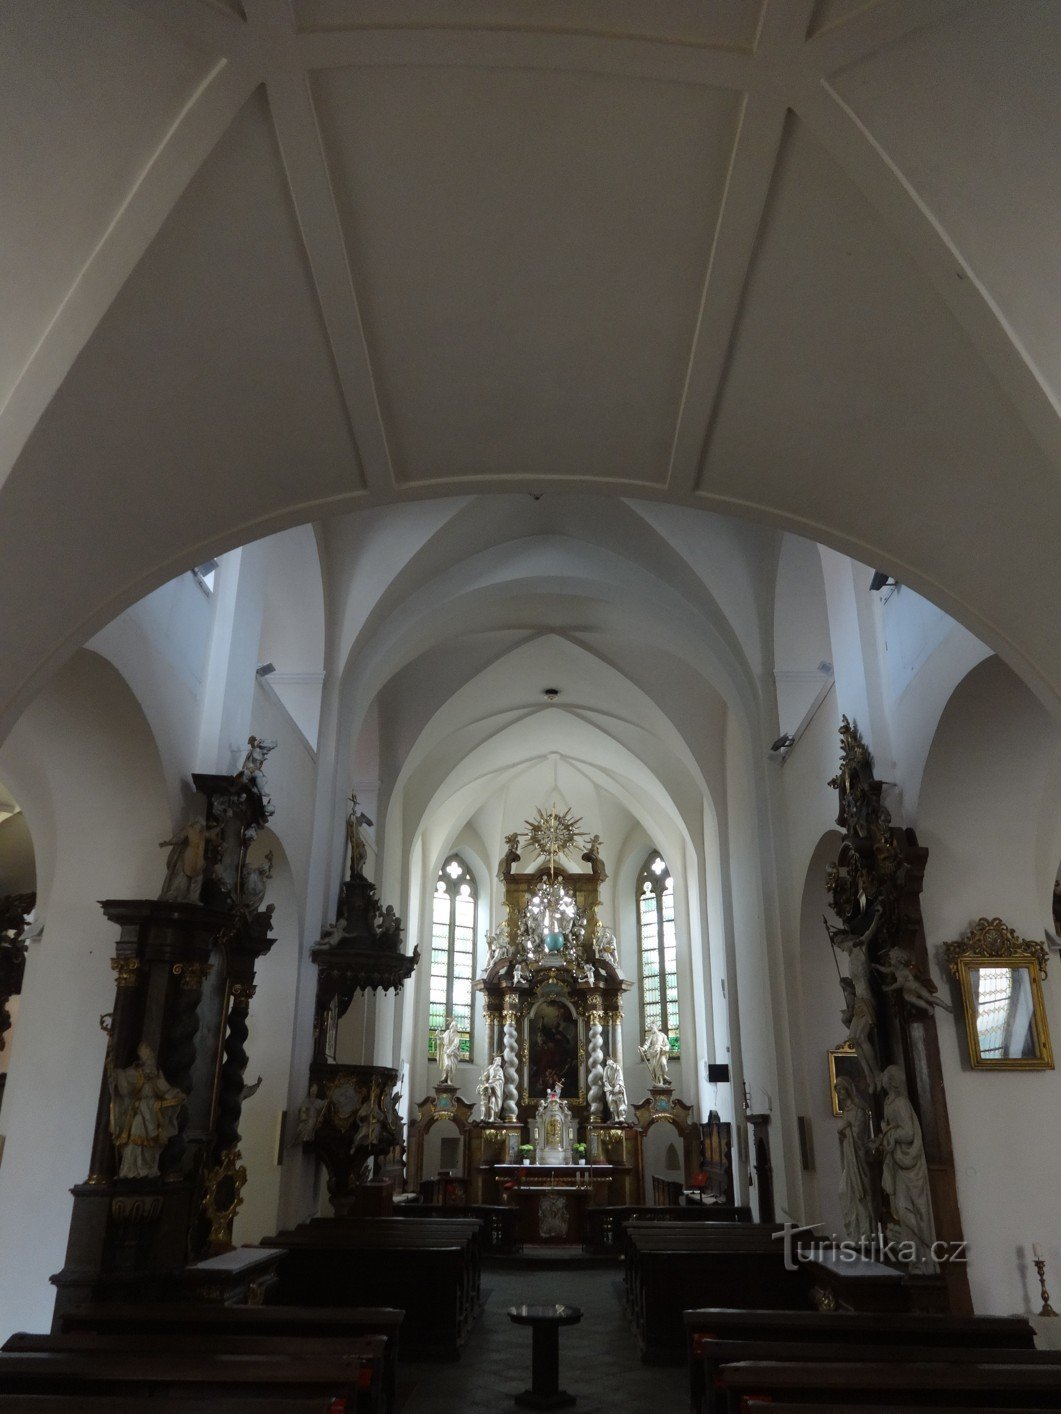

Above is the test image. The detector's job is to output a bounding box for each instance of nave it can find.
[399,1260,687,1414]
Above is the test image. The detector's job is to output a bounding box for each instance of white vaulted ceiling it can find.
[2,0,1060,735]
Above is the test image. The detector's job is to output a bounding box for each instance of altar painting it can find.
[528,997,578,1097]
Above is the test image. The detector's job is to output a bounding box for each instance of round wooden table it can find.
[506,1303,583,1408]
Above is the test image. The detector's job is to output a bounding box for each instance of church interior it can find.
[2,1,1061,1408]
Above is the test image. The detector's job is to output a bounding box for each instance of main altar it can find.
[409,809,644,1228]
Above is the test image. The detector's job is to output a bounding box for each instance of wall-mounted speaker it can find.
[707,1064,730,1084]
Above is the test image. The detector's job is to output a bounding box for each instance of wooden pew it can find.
[265,1216,482,1359]
[583,1203,751,1255]
[622,1221,799,1361]
[697,1341,1061,1414]
[56,1302,404,1414]
[3,1333,386,1414]
[392,1202,520,1254]
[0,1341,386,1410]
[683,1308,1037,1414]
[0,1401,334,1414]
[717,1360,1061,1410]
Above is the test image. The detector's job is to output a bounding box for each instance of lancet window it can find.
[637,850,680,1055]
[427,855,476,1061]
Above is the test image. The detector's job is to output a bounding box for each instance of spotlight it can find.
[770,734,793,753]
[256,662,276,678]
[543,687,560,700]
[869,570,895,593]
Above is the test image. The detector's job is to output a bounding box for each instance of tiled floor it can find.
[399,1260,687,1413]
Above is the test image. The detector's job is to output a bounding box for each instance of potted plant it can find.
[572,1142,587,1166]
[518,1143,534,1166]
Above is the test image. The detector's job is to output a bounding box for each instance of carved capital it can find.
[173,960,212,990]
[110,958,141,988]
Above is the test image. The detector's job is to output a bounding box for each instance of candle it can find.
[1033,1243,1043,1261]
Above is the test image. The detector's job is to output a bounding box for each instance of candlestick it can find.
[1034,1256,1058,1318]
[1033,1242,1043,1261]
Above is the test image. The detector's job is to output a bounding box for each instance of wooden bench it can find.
[57,1301,404,1414]
[717,1360,1061,1410]
[622,1222,799,1361]
[0,1400,335,1414]
[0,1342,386,1411]
[265,1217,482,1360]
[697,1341,1061,1414]
[392,1202,520,1254]
[583,1203,750,1255]
[683,1308,1037,1414]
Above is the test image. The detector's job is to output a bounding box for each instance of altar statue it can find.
[158,817,217,904]
[603,1056,628,1121]
[346,793,373,876]
[639,1021,671,1086]
[834,1075,875,1243]
[108,1042,186,1180]
[581,834,607,882]
[873,1064,937,1271]
[497,831,521,881]
[437,1017,462,1084]
[477,1055,504,1122]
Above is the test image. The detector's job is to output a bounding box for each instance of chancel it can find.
[1,4,1061,1410]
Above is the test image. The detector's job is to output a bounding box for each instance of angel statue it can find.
[497,832,521,882]
[581,835,608,882]
[834,1075,876,1243]
[874,946,953,1014]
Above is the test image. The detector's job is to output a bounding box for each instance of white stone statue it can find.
[476,1055,504,1122]
[834,1075,876,1243]
[237,735,277,795]
[108,1042,186,1180]
[158,817,217,904]
[437,1017,462,1084]
[484,923,511,970]
[603,1056,628,1121]
[639,1022,671,1086]
[874,946,953,1014]
[828,911,883,1092]
[240,849,273,912]
[873,1064,937,1271]
[294,1083,325,1143]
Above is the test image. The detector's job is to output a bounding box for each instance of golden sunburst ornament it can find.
[523,805,586,869]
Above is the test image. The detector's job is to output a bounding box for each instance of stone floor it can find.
[398,1259,687,1413]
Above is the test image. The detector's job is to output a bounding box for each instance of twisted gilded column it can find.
[501,1001,520,1121]
[587,994,605,1120]
[160,960,211,1178]
[216,983,254,1152]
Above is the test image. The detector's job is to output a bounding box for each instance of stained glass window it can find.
[637,851,680,1055]
[427,855,476,1062]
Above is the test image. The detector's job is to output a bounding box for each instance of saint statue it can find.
[477,1055,504,1122]
[834,1075,876,1243]
[437,1017,462,1085]
[873,1064,937,1271]
[346,794,373,877]
[236,735,277,807]
[639,1022,671,1086]
[603,1056,628,1121]
[108,1042,185,1180]
[497,832,521,882]
[581,835,607,882]
[158,817,217,904]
